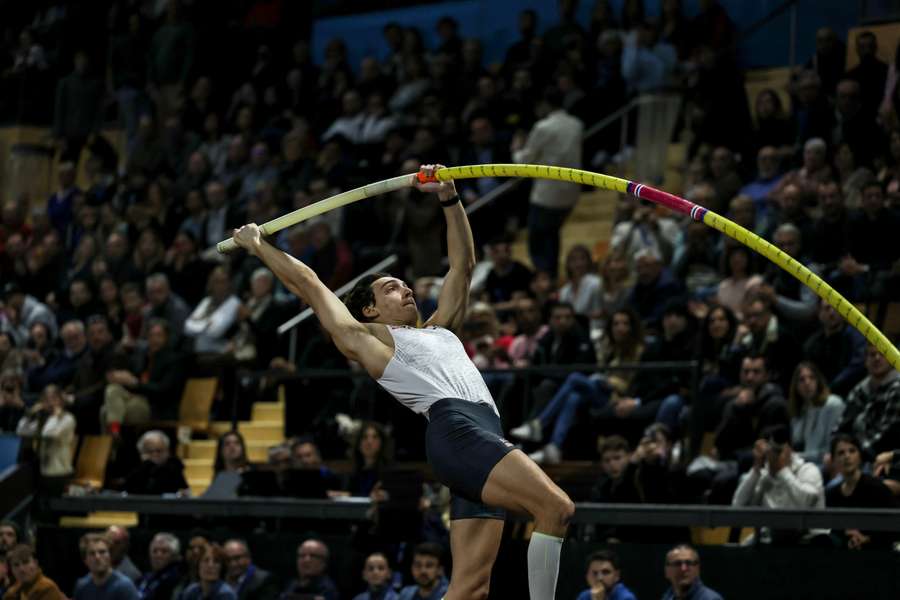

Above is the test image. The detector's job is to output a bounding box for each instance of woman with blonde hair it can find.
[789,361,845,466]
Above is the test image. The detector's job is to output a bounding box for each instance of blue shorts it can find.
[426,398,514,520]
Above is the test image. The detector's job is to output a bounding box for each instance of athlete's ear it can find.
[362,303,378,319]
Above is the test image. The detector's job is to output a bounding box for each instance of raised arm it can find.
[231,224,393,377]
[420,165,477,333]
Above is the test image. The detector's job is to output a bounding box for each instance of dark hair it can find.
[721,244,756,278]
[541,86,563,109]
[599,435,630,456]
[742,352,769,372]
[697,303,738,361]
[343,272,391,322]
[788,361,830,418]
[755,88,784,117]
[214,430,248,474]
[352,421,394,473]
[830,433,861,456]
[602,308,644,363]
[0,520,21,545]
[412,542,444,565]
[586,549,620,571]
[760,424,790,446]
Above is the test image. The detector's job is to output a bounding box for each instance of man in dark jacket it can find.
[70,316,122,434]
[137,533,184,600]
[101,319,186,435]
[53,51,103,164]
[223,539,280,600]
[123,431,187,494]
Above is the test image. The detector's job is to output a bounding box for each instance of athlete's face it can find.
[367,277,419,326]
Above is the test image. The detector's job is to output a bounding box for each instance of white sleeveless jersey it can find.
[376,325,498,417]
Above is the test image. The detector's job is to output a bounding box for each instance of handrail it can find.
[44,495,900,531]
[277,253,398,336]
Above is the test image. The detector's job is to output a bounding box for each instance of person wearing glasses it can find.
[661,545,721,600]
[576,550,635,600]
[280,539,337,600]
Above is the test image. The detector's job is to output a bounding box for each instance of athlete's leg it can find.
[481,449,574,600]
[444,518,504,600]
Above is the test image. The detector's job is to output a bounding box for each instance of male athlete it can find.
[231,164,574,600]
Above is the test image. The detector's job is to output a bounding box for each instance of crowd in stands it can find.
[0,0,899,598]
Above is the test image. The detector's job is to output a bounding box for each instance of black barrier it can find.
[45,495,900,532]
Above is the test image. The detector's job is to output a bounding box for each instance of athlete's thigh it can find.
[449,517,504,583]
[481,449,569,516]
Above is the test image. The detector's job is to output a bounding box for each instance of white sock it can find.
[527,531,563,600]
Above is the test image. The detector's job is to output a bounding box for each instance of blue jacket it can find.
[576,581,637,600]
[178,581,237,600]
[661,579,723,600]
[397,578,448,600]
[351,587,399,600]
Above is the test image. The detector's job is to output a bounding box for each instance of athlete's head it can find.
[344,272,419,327]
[410,543,444,590]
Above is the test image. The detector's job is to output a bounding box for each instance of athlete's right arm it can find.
[231,224,392,374]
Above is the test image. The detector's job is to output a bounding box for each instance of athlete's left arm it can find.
[420,165,476,333]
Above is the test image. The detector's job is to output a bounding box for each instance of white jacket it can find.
[732,453,825,509]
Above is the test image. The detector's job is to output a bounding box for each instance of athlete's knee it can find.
[448,573,490,600]
[539,490,575,528]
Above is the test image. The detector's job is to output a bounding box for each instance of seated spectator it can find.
[291,437,340,490]
[70,315,121,435]
[0,281,58,348]
[145,273,192,344]
[280,540,338,600]
[833,142,874,209]
[106,525,142,583]
[671,221,720,295]
[179,543,236,600]
[102,319,187,433]
[611,203,679,267]
[751,91,793,160]
[695,303,740,382]
[575,549,636,600]
[0,521,19,552]
[138,533,184,600]
[626,248,684,329]
[203,431,250,499]
[481,236,533,314]
[727,194,767,238]
[26,319,87,393]
[714,354,789,462]
[595,251,631,327]
[558,245,602,331]
[788,362,845,466]
[4,543,65,600]
[834,344,900,458]
[773,137,832,201]
[175,536,210,597]
[15,384,76,477]
[122,430,188,495]
[733,425,824,544]
[739,146,783,227]
[874,448,900,496]
[222,539,279,600]
[342,422,394,498]
[0,369,25,432]
[352,552,396,600]
[809,181,851,272]
[707,147,744,214]
[511,308,644,464]
[164,231,214,308]
[184,266,241,354]
[733,293,801,389]
[826,433,897,550]
[661,544,722,600]
[74,533,139,600]
[397,543,447,600]
[506,297,548,368]
[234,268,287,368]
[802,301,866,397]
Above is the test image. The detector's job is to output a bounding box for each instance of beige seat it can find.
[71,435,113,489]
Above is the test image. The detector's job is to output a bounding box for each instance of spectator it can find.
[575,549,636,600]
[1,282,57,347]
[807,27,846,97]
[144,273,192,345]
[733,293,801,388]
[176,536,210,595]
[610,200,680,267]
[511,87,583,278]
[707,147,744,214]
[832,79,883,167]
[222,540,279,600]
[714,354,789,462]
[809,181,851,272]
[53,52,103,165]
[0,369,25,432]
[751,91,793,159]
[590,436,639,505]
[715,245,758,319]
[788,362,845,466]
[235,268,286,368]
[106,526,142,583]
[280,540,338,600]
[122,430,188,495]
[344,422,394,498]
[137,534,183,600]
[621,21,677,95]
[15,384,76,477]
[802,301,866,397]
[833,142,874,209]
[773,139,832,205]
[559,245,602,330]
[739,146,782,226]
[839,180,900,301]
[69,315,121,434]
[661,545,722,600]
[184,266,241,354]
[74,533,139,600]
[26,319,87,393]
[351,552,396,600]
[179,543,236,600]
[626,248,684,329]
[834,344,900,458]
[102,319,186,433]
[202,431,249,499]
[481,236,533,314]
[291,437,341,490]
[732,425,825,544]
[4,543,65,600]
[147,0,195,121]
[0,521,19,553]
[506,297,549,368]
[846,31,889,121]
[827,433,897,549]
[397,543,447,600]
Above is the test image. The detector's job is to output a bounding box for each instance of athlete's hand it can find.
[232,223,263,254]
[415,164,457,202]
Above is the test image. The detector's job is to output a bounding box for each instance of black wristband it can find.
[440,194,461,208]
